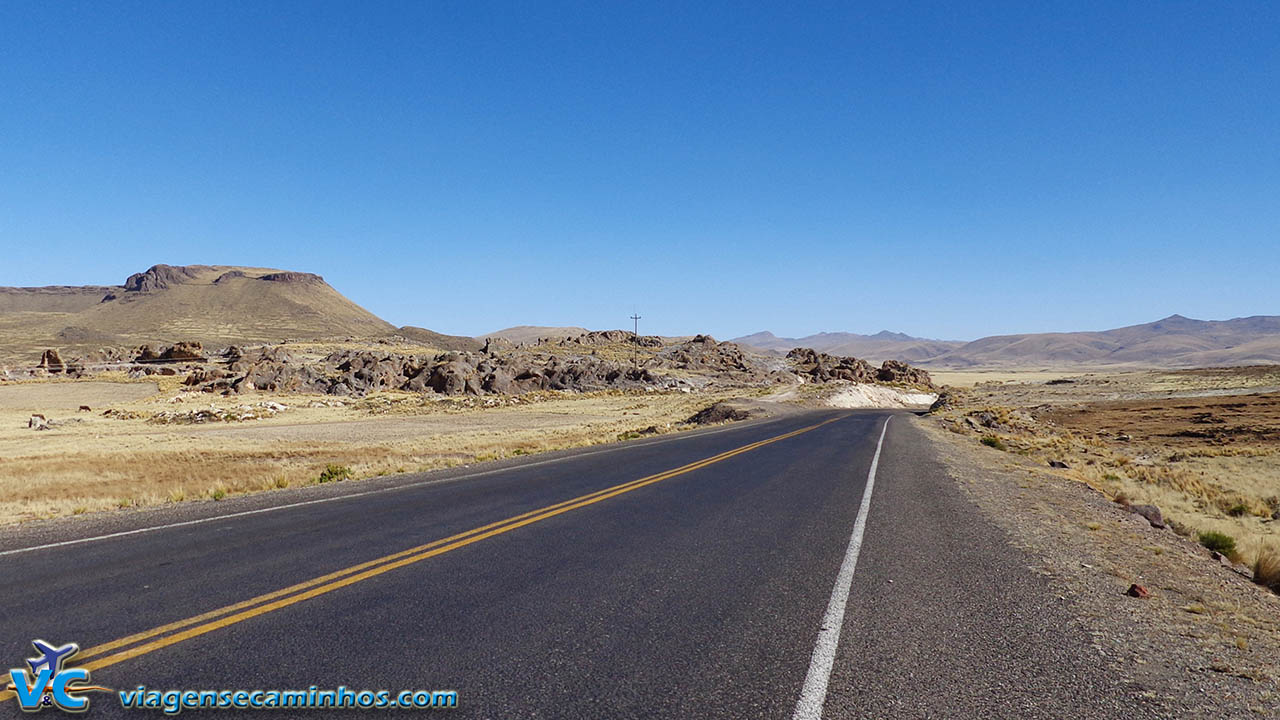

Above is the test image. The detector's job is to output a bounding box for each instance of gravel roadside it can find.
[915,416,1280,717]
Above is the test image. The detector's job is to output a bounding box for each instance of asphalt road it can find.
[0,410,1156,718]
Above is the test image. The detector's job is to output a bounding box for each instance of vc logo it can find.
[7,640,111,713]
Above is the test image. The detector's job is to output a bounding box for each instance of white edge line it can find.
[791,415,890,720]
[0,412,801,558]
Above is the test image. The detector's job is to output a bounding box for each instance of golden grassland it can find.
[932,367,1280,571]
[0,375,758,525]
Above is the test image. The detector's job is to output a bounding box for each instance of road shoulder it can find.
[914,415,1280,716]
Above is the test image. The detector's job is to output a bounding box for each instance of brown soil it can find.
[1043,392,1280,448]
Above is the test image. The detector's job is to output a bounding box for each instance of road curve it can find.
[0,410,1159,718]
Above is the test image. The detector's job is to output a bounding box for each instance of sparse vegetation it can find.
[317,464,354,484]
[980,435,1006,451]
[1252,544,1280,594]
[930,368,1280,578]
[1198,530,1237,559]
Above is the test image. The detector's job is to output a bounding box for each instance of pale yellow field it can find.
[928,369,1093,387]
[0,378,752,525]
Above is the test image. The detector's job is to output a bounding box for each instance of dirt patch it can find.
[0,381,159,411]
[1044,392,1280,448]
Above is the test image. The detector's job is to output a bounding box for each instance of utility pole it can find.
[630,313,642,369]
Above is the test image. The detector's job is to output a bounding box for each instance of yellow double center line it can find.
[1,416,840,699]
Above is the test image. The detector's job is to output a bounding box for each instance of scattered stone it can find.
[28,414,49,430]
[78,405,91,412]
[147,401,289,425]
[1125,584,1150,598]
[1048,460,1070,469]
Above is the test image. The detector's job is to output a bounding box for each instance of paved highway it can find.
[0,410,1153,718]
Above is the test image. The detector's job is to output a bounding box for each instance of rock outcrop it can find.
[788,348,935,389]
[133,342,207,364]
[38,349,65,373]
[123,264,212,293]
[180,347,693,398]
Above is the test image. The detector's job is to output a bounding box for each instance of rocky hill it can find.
[0,264,398,363]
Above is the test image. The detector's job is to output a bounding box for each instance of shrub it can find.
[1253,545,1280,595]
[980,435,1007,451]
[1198,530,1237,559]
[1226,503,1250,518]
[210,487,226,501]
[317,464,354,483]
[1266,496,1280,519]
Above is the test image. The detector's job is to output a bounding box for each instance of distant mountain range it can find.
[734,315,1280,368]
[5,267,1276,370]
[731,331,963,364]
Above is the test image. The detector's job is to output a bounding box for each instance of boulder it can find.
[1128,504,1166,529]
[928,390,957,413]
[687,401,755,425]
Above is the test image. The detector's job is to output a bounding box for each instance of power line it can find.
[629,313,641,370]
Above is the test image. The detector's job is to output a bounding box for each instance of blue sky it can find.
[2,2,1277,341]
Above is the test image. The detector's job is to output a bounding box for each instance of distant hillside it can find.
[732,330,963,364]
[397,326,482,352]
[483,326,590,345]
[0,264,397,363]
[924,315,1280,369]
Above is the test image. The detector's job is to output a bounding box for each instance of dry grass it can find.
[1255,544,1280,594]
[0,379,752,524]
[933,367,1280,572]
[927,370,1088,387]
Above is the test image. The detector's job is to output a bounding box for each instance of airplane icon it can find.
[27,639,79,676]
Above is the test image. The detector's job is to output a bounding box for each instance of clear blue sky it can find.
[2,2,1277,341]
